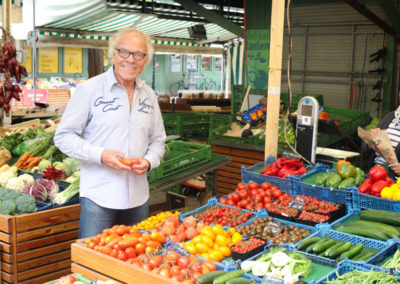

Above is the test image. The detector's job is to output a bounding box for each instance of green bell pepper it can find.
[338,163,356,179]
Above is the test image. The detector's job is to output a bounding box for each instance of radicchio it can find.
[28,183,47,202]
[36,179,59,200]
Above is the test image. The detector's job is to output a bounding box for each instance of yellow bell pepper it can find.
[381,187,394,199]
[393,190,400,201]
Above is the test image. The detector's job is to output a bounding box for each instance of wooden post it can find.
[265,0,285,159]
[2,0,11,127]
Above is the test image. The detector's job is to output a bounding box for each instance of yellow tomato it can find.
[209,250,224,262]
[213,243,221,250]
[202,228,216,241]
[184,242,197,254]
[231,232,242,244]
[218,246,231,257]
[227,227,236,236]
[192,235,203,244]
[200,235,213,247]
[215,234,228,247]
[212,224,223,234]
[195,242,209,254]
[201,252,211,259]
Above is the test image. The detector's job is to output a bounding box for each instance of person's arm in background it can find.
[132,94,166,175]
[54,85,130,171]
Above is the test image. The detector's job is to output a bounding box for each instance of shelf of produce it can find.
[71,242,176,284]
[0,204,80,284]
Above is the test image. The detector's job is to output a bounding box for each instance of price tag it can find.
[261,275,284,284]
[288,202,304,210]
[389,268,400,275]
[264,221,283,236]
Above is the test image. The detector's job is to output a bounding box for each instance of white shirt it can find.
[54,67,166,209]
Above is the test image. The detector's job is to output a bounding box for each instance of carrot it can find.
[26,157,40,170]
[15,152,31,168]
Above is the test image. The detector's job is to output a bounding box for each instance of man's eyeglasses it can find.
[116,48,147,61]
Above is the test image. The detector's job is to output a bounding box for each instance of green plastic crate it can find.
[165,124,209,139]
[231,84,246,114]
[209,122,259,144]
[324,106,371,135]
[148,141,212,183]
[162,113,210,126]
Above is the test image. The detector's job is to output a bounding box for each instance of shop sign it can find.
[22,89,48,106]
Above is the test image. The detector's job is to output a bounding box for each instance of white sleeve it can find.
[54,84,104,164]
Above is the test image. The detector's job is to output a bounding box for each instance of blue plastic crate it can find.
[181,198,254,227]
[235,212,319,246]
[315,259,389,284]
[367,243,399,268]
[293,164,354,206]
[34,182,79,211]
[354,190,400,212]
[296,229,390,266]
[238,244,337,284]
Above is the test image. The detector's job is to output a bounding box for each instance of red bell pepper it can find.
[385,177,395,186]
[370,179,388,197]
[369,165,388,181]
[358,178,373,194]
[260,163,279,176]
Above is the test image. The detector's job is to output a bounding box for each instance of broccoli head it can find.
[15,195,37,214]
[3,190,22,201]
[0,199,16,215]
[0,187,9,200]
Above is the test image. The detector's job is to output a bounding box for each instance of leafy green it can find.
[0,132,24,151]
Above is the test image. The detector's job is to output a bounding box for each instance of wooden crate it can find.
[0,204,80,284]
[212,144,264,196]
[71,242,176,284]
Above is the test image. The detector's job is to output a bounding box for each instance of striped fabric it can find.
[228,40,245,86]
[37,0,238,45]
[374,122,400,165]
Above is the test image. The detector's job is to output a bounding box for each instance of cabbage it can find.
[72,171,80,178]
[19,174,35,185]
[63,158,80,176]
[52,162,66,173]
[38,159,52,171]
[22,184,31,195]
[65,176,77,183]
[28,183,48,202]
[36,179,59,200]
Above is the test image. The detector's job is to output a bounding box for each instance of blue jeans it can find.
[79,197,149,238]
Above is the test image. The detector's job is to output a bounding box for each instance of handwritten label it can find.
[261,275,284,284]
[264,221,283,236]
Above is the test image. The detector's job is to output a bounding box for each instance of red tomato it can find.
[236,183,247,191]
[166,252,180,265]
[263,196,272,204]
[203,259,217,271]
[219,198,227,204]
[135,243,145,255]
[117,250,127,261]
[249,182,259,190]
[231,192,240,202]
[129,158,140,165]
[261,182,271,190]
[159,269,171,278]
[272,188,283,198]
[149,255,163,269]
[120,158,133,166]
[250,189,258,196]
[170,266,181,276]
[178,256,190,269]
[227,200,235,206]
[125,247,136,259]
[238,189,248,199]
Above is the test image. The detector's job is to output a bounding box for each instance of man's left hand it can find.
[131,158,150,175]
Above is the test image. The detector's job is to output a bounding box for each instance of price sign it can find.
[22,89,49,106]
[264,221,283,236]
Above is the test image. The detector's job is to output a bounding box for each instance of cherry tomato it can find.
[120,158,133,166]
[149,255,163,269]
[178,256,190,269]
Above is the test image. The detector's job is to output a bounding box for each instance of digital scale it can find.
[295,96,319,164]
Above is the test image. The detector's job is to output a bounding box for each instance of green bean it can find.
[326,270,398,284]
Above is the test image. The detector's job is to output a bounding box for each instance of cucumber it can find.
[350,250,367,261]
[312,239,337,254]
[348,220,400,239]
[213,270,245,284]
[297,237,322,251]
[359,210,400,227]
[357,252,375,261]
[306,237,329,253]
[336,225,388,241]
[197,271,227,284]
[328,241,352,258]
[226,277,255,284]
[324,241,344,257]
[337,243,364,261]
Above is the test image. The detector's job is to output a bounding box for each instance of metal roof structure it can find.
[35,0,244,48]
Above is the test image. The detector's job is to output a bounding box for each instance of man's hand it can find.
[389,163,400,176]
[131,158,150,175]
[101,150,131,171]
[369,128,381,133]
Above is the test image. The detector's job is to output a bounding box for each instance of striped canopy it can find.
[37,0,242,46]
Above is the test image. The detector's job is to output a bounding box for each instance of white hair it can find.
[108,28,154,66]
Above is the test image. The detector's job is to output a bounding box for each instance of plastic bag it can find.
[12,136,47,156]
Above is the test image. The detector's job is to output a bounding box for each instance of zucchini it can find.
[324,241,344,257]
[359,210,400,227]
[197,271,227,284]
[213,270,245,284]
[226,277,255,284]
[312,239,337,254]
[297,237,322,251]
[337,243,364,261]
[328,241,352,258]
[348,220,400,239]
[336,225,388,241]
[306,237,329,253]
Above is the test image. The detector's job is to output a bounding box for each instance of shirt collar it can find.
[105,65,146,92]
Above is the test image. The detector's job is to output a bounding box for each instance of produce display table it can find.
[0,204,80,284]
[71,242,175,284]
[149,153,231,197]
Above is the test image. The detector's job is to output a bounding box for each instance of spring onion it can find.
[52,178,79,205]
